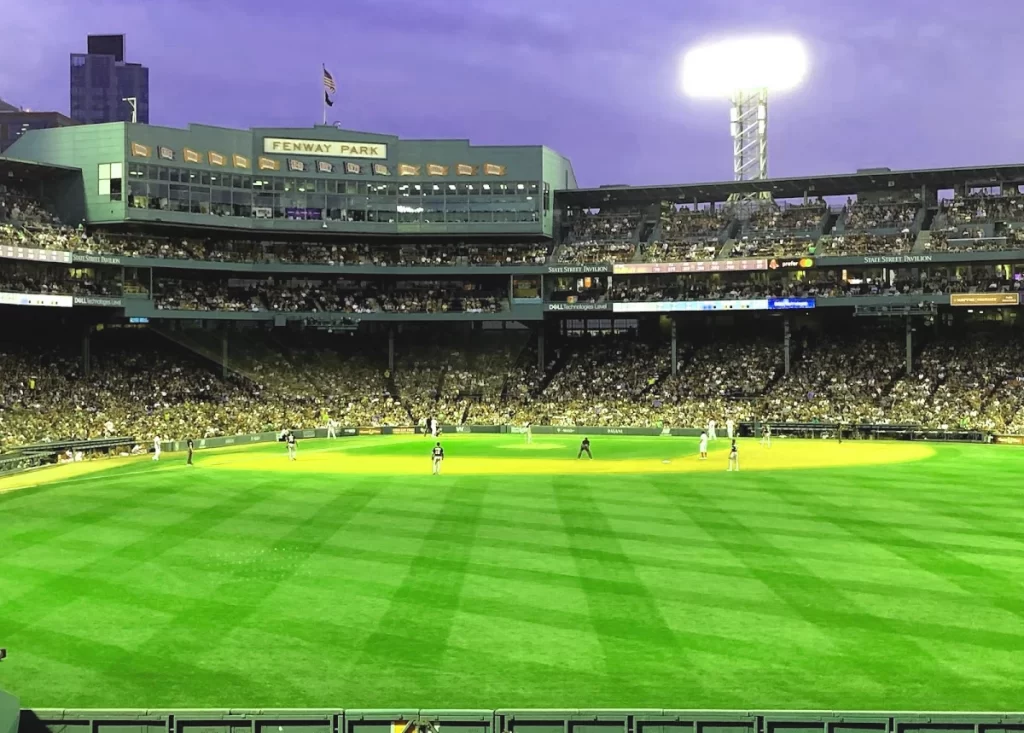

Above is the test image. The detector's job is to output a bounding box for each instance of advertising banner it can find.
[614,258,768,275]
[0,292,73,308]
[0,245,71,264]
[767,257,815,270]
[545,302,612,312]
[73,296,124,308]
[613,299,769,313]
[767,297,816,310]
[285,207,323,220]
[950,293,1020,307]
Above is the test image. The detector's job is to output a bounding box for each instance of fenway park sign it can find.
[263,137,388,159]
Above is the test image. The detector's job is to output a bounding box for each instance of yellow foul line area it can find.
[0,435,936,493]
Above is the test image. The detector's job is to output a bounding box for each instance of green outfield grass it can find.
[0,434,1022,710]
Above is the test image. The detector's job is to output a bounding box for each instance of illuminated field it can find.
[0,434,1022,710]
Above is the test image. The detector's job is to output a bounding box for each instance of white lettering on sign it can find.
[262,137,388,159]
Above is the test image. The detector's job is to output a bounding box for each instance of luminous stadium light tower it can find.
[681,35,808,203]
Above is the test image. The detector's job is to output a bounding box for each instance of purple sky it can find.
[2,0,1021,188]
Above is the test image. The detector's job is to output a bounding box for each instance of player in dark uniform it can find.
[186,438,194,466]
[577,437,592,459]
[727,439,739,471]
[431,442,444,474]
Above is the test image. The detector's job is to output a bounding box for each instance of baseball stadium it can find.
[1,23,1024,733]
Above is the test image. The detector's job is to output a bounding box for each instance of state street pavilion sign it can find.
[263,137,387,159]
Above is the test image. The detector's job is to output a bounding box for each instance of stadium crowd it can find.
[153,278,505,314]
[4,327,1024,449]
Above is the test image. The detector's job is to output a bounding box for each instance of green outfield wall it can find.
[14,708,1024,733]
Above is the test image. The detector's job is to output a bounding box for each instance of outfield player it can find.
[698,430,708,460]
[727,439,739,472]
[431,442,444,474]
[430,416,439,438]
[708,418,717,440]
[152,435,162,461]
[186,438,194,466]
[577,437,592,459]
[286,431,297,461]
[525,421,532,444]
[726,418,735,440]
[761,423,772,448]
[327,418,338,439]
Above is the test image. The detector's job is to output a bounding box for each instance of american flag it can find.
[323,66,336,95]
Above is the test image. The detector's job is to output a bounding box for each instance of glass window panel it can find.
[111,162,123,178]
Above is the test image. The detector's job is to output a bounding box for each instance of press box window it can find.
[98,162,123,200]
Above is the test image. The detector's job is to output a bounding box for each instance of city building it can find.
[70,34,149,125]
[0,98,77,154]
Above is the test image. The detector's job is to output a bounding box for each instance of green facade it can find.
[4,122,575,238]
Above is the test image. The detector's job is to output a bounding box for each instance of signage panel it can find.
[263,137,388,159]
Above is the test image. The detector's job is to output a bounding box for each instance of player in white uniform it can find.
[152,435,162,461]
[727,440,739,472]
[698,431,708,460]
[431,442,444,474]
[707,419,717,440]
[726,418,735,440]
[525,421,532,444]
[430,417,439,438]
[286,432,297,461]
[761,423,772,448]
[327,418,338,439]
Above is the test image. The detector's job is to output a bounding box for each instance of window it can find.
[97,162,123,200]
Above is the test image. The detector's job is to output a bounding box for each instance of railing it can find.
[12,707,1024,733]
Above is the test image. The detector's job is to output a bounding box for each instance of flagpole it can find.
[322,63,327,125]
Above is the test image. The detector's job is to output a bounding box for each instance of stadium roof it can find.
[0,156,80,181]
[557,163,1024,206]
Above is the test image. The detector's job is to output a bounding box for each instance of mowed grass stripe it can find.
[346,476,487,694]
[551,476,710,701]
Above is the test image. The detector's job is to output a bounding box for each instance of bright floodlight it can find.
[681,36,808,97]
[680,35,809,189]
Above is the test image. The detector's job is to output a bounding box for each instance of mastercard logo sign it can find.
[769,258,816,270]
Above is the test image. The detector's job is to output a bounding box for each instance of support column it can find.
[670,318,678,376]
[905,316,913,377]
[82,329,91,378]
[783,315,791,377]
[221,333,228,379]
[537,328,545,371]
[388,327,395,373]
